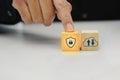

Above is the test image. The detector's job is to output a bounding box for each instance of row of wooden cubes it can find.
[61,30,99,51]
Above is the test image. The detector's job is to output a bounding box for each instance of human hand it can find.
[12,0,74,31]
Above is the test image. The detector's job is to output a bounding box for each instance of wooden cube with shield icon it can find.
[61,31,81,51]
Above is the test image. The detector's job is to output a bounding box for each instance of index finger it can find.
[53,0,75,32]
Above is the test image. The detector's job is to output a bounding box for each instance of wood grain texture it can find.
[81,30,99,51]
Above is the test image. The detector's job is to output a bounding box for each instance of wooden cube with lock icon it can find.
[61,31,81,51]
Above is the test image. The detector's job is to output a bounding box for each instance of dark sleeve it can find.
[0,0,21,24]
[68,0,120,21]
[0,0,120,24]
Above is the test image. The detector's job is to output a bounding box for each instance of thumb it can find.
[54,0,75,32]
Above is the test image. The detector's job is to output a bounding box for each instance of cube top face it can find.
[61,31,81,51]
[81,30,99,51]
[82,30,98,33]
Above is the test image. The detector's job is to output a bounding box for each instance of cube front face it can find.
[61,32,81,51]
[81,31,99,51]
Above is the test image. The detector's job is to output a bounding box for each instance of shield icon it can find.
[66,37,76,48]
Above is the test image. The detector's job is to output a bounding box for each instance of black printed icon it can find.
[66,37,76,48]
[87,39,90,46]
[83,37,98,47]
[91,39,95,46]
[69,40,73,45]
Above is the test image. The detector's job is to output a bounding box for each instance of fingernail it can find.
[66,23,74,32]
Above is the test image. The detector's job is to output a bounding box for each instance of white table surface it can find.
[0,20,120,80]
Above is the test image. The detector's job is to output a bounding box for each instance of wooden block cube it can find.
[81,30,99,51]
[61,31,81,51]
